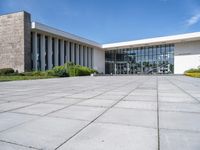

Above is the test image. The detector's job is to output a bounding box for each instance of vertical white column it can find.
[91,48,94,69]
[71,42,75,63]
[48,36,52,70]
[83,46,85,66]
[32,32,38,71]
[87,47,90,67]
[54,38,58,66]
[80,45,83,66]
[40,34,46,71]
[88,47,91,68]
[66,41,70,62]
[76,44,80,65]
[64,41,66,63]
[60,39,64,65]
[84,46,88,67]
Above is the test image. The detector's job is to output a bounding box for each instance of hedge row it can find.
[0,63,97,77]
[49,63,97,77]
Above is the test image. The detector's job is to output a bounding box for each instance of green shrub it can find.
[185,68,200,73]
[0,68,15,75]
[52,66,69,77]
[75,66,92,76]
[63,63,97,76]
[46,70,55,76]
[184,67,200,78]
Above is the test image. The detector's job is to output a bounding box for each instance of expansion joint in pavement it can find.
[55,78,150,150]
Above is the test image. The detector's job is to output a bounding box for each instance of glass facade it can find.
[105,44,174,74]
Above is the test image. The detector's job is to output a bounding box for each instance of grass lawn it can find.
[0,75,56,82]
[185,73,200,78]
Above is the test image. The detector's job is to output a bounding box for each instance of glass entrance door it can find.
[115,63,129,74]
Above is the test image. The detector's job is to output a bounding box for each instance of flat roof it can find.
[103,32,200,49]
[32,21,200,50]
[31,22,102,48]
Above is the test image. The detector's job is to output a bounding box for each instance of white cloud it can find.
[186,13,200,26]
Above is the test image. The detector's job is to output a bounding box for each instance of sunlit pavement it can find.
[0,75,200,150]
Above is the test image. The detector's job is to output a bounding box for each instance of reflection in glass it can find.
[105,44,174,74]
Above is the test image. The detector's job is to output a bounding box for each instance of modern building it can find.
[0,11,200,74]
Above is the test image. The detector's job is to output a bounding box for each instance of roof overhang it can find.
[102,32,200,50]
[31,22,102,48]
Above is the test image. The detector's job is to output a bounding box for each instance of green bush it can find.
[65,63,75,77]
[75,65,95,76]
[64,63,97,76]
[0,68,15,75]
[185,68,200,73]
[52,66,69,77]
[46,70,55,76]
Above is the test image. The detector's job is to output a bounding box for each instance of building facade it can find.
[0,11,200,74]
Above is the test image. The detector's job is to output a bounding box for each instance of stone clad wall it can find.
[0,11,31,72]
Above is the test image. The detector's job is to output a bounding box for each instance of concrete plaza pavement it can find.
[0,75,200,150]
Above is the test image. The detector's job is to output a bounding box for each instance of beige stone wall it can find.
[0,11,31,72]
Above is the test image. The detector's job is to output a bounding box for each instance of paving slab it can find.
[158,96,197,103]
[115,101,157,111]
[0,112,38,132]
[159,111,200,132]
[69,91,102,99]
[158,92,190,98]
[12,103,66,116]
[129,89,157,96]
[58,122,157,150]
[94,94,124,100]
[96,107,157,128]
[49,105,106,121]
[0,117,88,150]
[46,97,83,105]
[124,95,157,101]
[0,101,8,105]
[160,129,200,150]
[160,102,200,113]
[0,141,36,150]
[0,102,33,113]
[77,99,116,107]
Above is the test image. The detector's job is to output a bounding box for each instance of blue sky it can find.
[0,0,200,44]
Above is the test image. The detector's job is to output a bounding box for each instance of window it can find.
[105,44,174,74]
